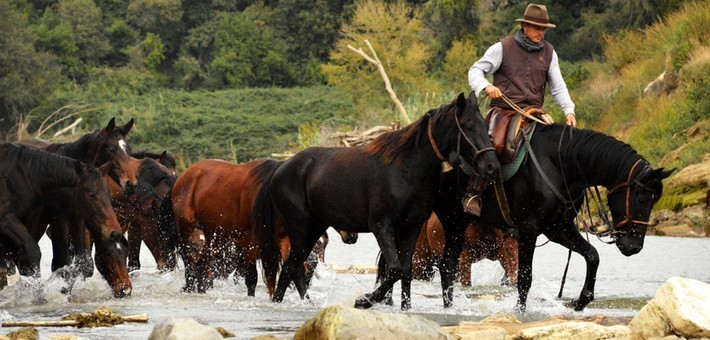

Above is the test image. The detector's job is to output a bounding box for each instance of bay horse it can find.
[0,143,131,297]
[102,156,177,272]
[17,117,138,276]
[254,92,499,309]
[412,212,517,286]
[437,124,673,311]
[160,158,284,296]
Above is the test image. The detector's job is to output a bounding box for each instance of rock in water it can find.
[294,305,453,340]
[148,318,222,340]
[629,276,710,339]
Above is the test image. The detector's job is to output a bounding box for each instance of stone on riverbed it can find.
[629,276,710,339]
[294,305,453,340]
[444,314,631,340]
[148,318,222,340]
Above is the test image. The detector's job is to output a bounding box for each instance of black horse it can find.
[435,123,672,311]
[254,92,499,309]
[0,143,132,297]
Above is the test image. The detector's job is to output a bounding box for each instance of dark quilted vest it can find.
[490,36,554,109]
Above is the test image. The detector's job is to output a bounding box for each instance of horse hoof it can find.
[565,299,587,311]
[354,294,374,309]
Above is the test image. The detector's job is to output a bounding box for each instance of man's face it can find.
[522,23,546,43]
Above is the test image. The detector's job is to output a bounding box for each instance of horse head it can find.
[94,231,132,298]
[431,93,499,181]
[92,118,138,194]
[607,162,674,256]
[76,162,132,297]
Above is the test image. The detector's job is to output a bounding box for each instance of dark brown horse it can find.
[160,159,283,296]
[254,92,499,309]
[412,212,517,286]
[0,143,131,297]
[17,118,138,276]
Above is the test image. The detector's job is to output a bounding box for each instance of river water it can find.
[1,230,708,339]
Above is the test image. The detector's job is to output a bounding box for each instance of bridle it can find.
[427,107,494,176]
[605,158,655,231]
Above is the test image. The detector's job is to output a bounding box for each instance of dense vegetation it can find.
[1,0,707,208]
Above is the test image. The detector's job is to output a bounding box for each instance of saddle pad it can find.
[501,122,536,181]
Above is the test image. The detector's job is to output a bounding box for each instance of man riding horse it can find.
[463,3,577,217]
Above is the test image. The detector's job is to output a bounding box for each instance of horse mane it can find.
[138,158,175,188]
[549,125,642,182]
[1,144,82,191]
[42,131,97,157]
[364,107,443,164]
[249,159,283,184]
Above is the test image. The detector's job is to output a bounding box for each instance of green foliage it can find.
[48,86,354,164]
[0,0,61,134]
[56,0,111,65]
[439,38,478,94]
[322,0,438,124]
[575,1,709,172]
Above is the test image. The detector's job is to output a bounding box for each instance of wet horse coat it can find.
[254,93,499,309]
[0,143,131,297]
[439,124,672,310]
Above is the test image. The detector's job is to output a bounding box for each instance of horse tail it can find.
[156,190,178,270]
[252,162,281,299]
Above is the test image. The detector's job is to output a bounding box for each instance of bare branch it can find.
[347,40,412,125]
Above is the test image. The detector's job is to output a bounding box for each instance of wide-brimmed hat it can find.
[515,4,556,28]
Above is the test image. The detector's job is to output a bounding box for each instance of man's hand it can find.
[565,113,577,127]
[484,85,503,99]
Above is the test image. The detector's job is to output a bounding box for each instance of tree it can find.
[322,0,435,122]
[0,0,61,137]
[178,12,294,89]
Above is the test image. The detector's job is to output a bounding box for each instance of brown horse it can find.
[0,143,131,297]
[17,118,138,277]
[161,159,283,296]
[102,156,177,271]
[412,213,517,286]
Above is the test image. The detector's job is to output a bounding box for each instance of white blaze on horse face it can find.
[199,234,205,241]
[116,242,122,250]
[119,139,128,154]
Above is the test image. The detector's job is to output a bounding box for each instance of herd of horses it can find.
[0,92,672,312]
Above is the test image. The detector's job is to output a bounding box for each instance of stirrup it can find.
[462,195,482,216]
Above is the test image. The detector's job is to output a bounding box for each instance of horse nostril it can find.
[111,231,121,241]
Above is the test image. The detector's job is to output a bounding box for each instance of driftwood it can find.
[331,123,400,148]
[2,307,148,328]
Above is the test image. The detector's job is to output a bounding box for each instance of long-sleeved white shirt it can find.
[468,42,575,115]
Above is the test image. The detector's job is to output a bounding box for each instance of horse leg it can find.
[354,222,403,309]
[50,219,71,275]
[74,228,94,278]
[546,224,599,311]
[516,235,536,312]
[438,217,468,308]
[244,260,258,297]
[273,228,324,302]
[497,236,518,286]
[375,254,395,306]
[0,216,41,278]
[127,221,142,272]
[457,249,472,286]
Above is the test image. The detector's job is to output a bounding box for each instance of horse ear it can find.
[121,118,135,135]
[105,117,116,132]
[98,161,112,176]
[456,92,466,111]
[657,167,675,180]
